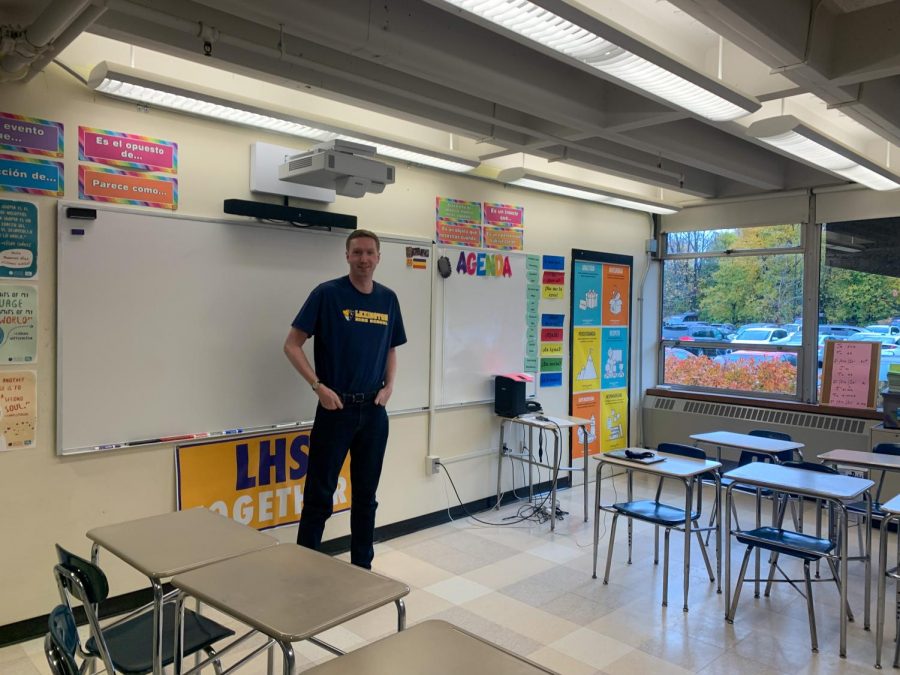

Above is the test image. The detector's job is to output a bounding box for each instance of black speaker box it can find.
[494,375,526,418]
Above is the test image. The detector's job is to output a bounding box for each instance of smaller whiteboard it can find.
[437,247,527,405]
[821,340,880,409]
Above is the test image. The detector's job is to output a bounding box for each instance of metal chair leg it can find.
[764,552,780,597]
[603,513,619,585]
[654,525,659,565]
[826,557,854,623]
[695,530,714,582]
[728,545,755,623]
[662,527,671,607]
[803,561,818,652]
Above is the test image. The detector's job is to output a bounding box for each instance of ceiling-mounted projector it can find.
[278,139,396,198]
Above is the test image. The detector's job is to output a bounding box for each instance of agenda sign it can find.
[176,429,351,531]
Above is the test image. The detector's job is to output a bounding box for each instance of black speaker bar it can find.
[223,199,357,230]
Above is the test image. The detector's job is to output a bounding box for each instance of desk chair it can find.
[603,443,715,608]
[846,443,900,522]
[44,605,79,675]
[727,461,852,653]
[53,544,233,674]
[705,429,799,542]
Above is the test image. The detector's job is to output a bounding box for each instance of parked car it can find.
[818,324,864,337]
[664,311,701,324]
[780,323,801,334]
[707,322,737,337]
[662,323,730,356]
[664,347,695,361]
[864,324,900,336]
[713,350,797,367]
[732,327,790,344]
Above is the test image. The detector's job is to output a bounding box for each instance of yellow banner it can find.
[176,429,351,530]
[600,389,629,452]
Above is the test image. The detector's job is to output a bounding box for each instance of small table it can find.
[690,431,805,465]
[87,507,278,675]
[171,544,410,675]
[592,449,722,611]
[495,413,591,531]
[299,620,558,675]
[875,494,900,669]
[722,462,872,657]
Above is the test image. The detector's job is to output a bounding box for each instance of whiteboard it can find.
[436,247,527,405]
[56,204,431,454]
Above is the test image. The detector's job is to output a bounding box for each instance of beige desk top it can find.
[509,414,590,430]
[819,449,900,471]
[724,462,873,501]
[86,507,277,578]
[596,449,721,478]
[690,431,804,454]
[880,494,900,515]
[301,620,557,675]
[171,544,409,643]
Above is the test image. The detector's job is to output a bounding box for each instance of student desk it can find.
[722,462,873,657]
[86,507,278,675]
[592,450,722,611]
[875,494,900,669]
[689,430,805,465]
[495,413,591,531]
[300,620,557,675]
[171,544,410,675]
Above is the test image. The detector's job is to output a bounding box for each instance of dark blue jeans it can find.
[296,401,389,568]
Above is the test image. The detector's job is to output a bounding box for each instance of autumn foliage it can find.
[665,355,797,395]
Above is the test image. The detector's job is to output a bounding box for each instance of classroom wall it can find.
[0,45,652,626]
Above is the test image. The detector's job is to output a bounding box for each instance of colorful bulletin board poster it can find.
[0,154,63,196]
[571,392,599,456]
[0,199,37,278]
[601,389,628,451]
[821,340,880,409]
[572,327,600,392]
[573,261,601,326]
[483,202,524,227]
[524,255,540,371]
[483,203,524,251]
[176,428,352,530]
[0,370,36,450]
[79,127,178,173]
[569,250,633,459]
[437,196,481,223]
[483,224,524,251]
[0,285,36,363]
[79,166,178,209]
[542,254,565,300]
[0,112,63,156]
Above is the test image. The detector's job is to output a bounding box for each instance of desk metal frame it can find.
[592,451,722,612]
[495,414,590,531]
[86,508,278,675]
[722,462,872,658]
[875,495,900,669]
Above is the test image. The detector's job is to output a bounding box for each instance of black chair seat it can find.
[845,500,883,516]
[735,526,835,562]
[613,500,699,526]
[85,604,233,675]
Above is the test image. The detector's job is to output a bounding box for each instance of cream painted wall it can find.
[0,55,650,626]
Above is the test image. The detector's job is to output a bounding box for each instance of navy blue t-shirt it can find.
[292,276,406,394]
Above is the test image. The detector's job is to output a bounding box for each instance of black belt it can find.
[338,391,379,404]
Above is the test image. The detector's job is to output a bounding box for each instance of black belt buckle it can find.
[348,392,366,404]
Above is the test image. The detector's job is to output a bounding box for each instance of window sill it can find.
[646,387,882,421]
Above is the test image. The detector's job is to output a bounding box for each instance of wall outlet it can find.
[426,456,441,475]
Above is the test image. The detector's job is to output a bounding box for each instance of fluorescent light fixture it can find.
[747,115,900,191]
[497,168,679,214]
[87,62,479,174]
[428,0,759,122]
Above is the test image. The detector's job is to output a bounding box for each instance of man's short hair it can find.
[346,229,380,252]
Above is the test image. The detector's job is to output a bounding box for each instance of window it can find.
[820,217,900,404]
[660,224,803,398]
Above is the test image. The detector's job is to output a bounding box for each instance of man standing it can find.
[284,229,406,569]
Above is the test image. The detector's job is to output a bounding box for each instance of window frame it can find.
[657,221,820,403]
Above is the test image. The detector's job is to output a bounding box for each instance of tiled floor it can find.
[4,472,896,674]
